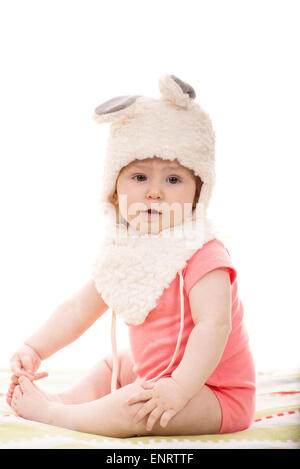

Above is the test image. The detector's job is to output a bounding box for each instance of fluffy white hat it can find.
[94,74,216,214]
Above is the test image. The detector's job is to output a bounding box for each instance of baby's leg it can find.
[7,349,136,406]
[12,377,221,438]
[55,349,137,404]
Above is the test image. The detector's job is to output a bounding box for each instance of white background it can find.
[0,0,299,375]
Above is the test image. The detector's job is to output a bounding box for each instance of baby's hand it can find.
[10,372,48,384]
[127,377,190,431]
[9,343,47,380]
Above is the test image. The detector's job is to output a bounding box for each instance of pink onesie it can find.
[127,238,256,433]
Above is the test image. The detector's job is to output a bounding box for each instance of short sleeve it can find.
[183,239,237,296]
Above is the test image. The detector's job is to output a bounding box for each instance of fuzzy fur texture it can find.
[91,205,217,325]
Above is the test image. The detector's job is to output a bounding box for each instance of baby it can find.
[7,74,256,437]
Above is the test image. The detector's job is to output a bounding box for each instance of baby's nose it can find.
[146,186,163,198]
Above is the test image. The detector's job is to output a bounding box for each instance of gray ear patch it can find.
[95,95,142,115]
[170,75,196,100]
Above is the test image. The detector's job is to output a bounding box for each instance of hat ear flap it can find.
[159,74,196,107]
[93,95,142,123]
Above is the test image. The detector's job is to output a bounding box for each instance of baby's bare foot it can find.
[7,375,62,407]
[11,377,57,425]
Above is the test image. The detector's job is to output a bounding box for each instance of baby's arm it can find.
[10,280,107,377]
[171,268,231,398]
[24,280,108,360]
[8,280,108,402]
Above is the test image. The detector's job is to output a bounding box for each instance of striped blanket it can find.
[0,369,299,449]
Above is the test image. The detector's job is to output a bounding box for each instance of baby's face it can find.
[114,157,197,234]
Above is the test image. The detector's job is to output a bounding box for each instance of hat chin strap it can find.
[110,269,185,393]
[110,310,119,393]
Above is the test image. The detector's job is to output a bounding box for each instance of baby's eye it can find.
[132,175,181,184]
[168,176,181,184]
[133,174,147,182]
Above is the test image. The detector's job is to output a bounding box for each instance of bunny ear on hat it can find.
[93,94,142,123]
[93,74,196,124]
[159,74,196,107]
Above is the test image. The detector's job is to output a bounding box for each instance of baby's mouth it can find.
[141,209,162,216]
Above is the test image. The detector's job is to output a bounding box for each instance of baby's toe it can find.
[18,375,33,393]
[6,392,12,406]
[13,385,22,399]
[10,381,16,391]
[6,384,14,403]
[11,385,23,411]
[11,375,19,384]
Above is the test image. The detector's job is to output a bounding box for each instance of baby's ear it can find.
[159,74,196,107]
[93,95,142,124]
